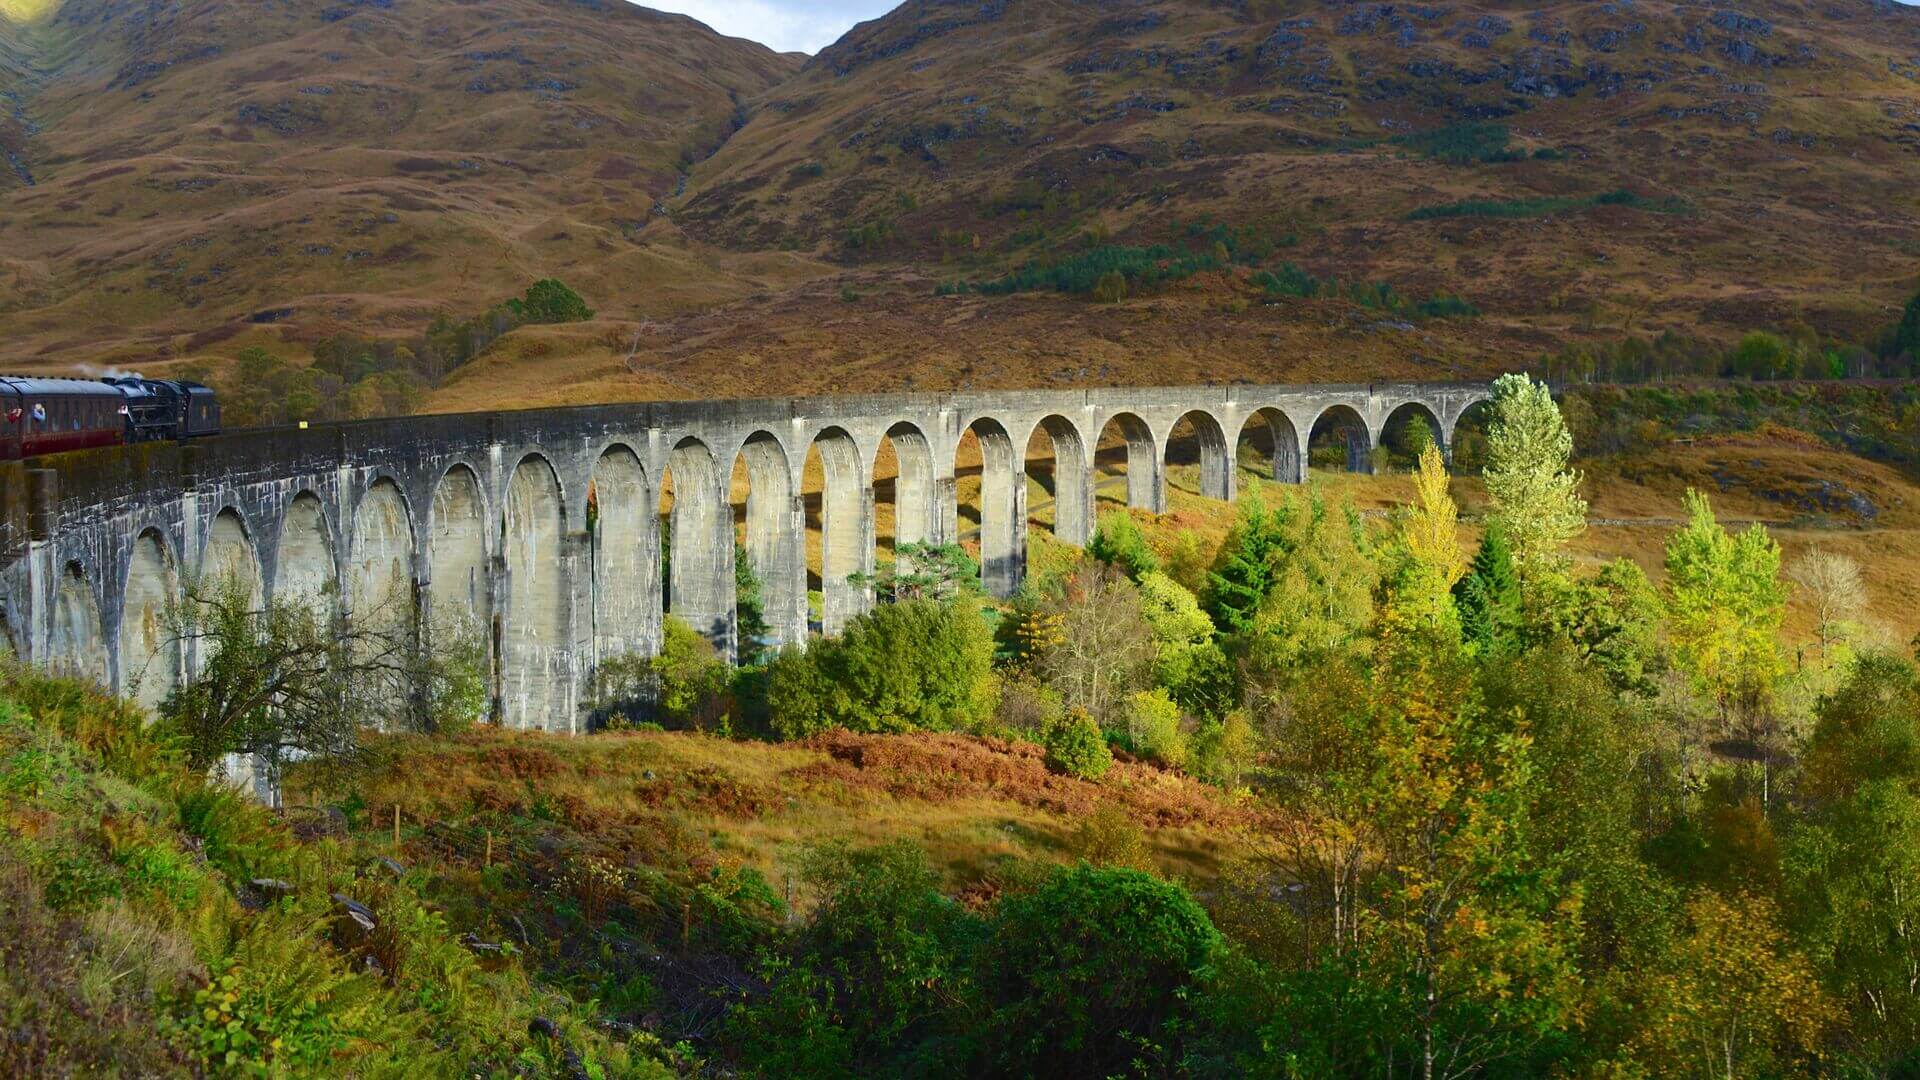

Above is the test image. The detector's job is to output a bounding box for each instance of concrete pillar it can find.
[1038,417,1093,547]
[816,429,871,636]
[667,439,736,661]
[426,466,492,708]
[501,456,571,731]
[1348,425,1373,474]
[974,421,1023,598]
[1108,415,1163,514]
[739,433,803,652]
[117,529,180,711]
[561,529,592,735]
[1197,425,1232,502]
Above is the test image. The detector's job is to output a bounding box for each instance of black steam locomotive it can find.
[1,376,221,461]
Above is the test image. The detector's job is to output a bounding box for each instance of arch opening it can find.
[1308,404,1374,476]
[661,438,733,656]
[49,561,107,685]
[1164,410,1232,501]
[1095,412,1160,513]
[590,446,659,665]
[1236,407,1304,488]
[502,456,569,731]
[732,431,802,653]
[119,529,180,709]
[1380,402,1445,472]
[1024,415,1092,548]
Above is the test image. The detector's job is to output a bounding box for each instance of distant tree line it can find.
[190,279,594,426]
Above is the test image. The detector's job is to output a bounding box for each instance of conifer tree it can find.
[1454,521,1522,657]
[1204,495,1290,634]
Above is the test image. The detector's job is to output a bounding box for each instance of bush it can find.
[1121,689,1186,769]
[1092,270,1127,303]
[766,599,997,739]
[506,278,593,324]
[589,616,734,731]
[981,865,1222,1074]
[1189,711,1256,790]
[1088,512,1160,580]
[1065,805,1152,871]
[1042,709,1112,780]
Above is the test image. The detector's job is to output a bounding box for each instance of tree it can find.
[1087,512,1159,580]
[855,542,981,601]
[1389,445,1468,632]
[589,616,734,731]
[982,866,1221,1075]
[1556,557,1665,697]
[765,598,997,739]
[1204,495,1290,635]
[1728,330,1796,381]
[507,278,593,324]
[1785,655,1920,1062]
[1889,287,1920,363]
[1481,373,1586,574]
[735,542,770,666]
[1026,563,1155,725]
[1041,709,1112,780]
[1788,549,1867,661]
[1137,571,1234,717]
[1621,891,1835,1077]
[1664,490,1787,733]
[1261,628,1584,1079]
[1453,522,1522,659]
[157,578,473,792]
[1120,688,1185,768]
[1213,492,1376,685]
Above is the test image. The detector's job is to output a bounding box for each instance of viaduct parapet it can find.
[0,381,1491,737]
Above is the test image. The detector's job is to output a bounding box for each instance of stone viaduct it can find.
[0,381,1491,737]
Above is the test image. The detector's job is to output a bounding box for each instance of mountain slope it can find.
[0,0,799,363]
[651,0,1920,389]
[6,0,1920,398]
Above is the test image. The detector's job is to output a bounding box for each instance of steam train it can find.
[1,376,221,461]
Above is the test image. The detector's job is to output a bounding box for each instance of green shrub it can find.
[1066,805,1153,871]
[1388,121,1522,164]
[1088,512,1160,580]
[1189,711,1257,790]
[1042,709,1112,780]
[505,278,593,324]
[1121,689,1186,770]
[766,599,998,739]
[981,865,1222,1074]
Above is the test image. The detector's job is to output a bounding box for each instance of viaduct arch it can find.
[0,381,1491,736]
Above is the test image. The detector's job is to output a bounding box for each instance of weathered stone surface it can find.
[0,382,1490,751]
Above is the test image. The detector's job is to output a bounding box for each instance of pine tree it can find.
[1454,521,1522,657]
[1204,495,1291,634]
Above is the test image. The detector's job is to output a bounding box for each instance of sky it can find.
[639,0,900,54]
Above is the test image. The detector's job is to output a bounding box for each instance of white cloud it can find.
[635,0,899,54]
